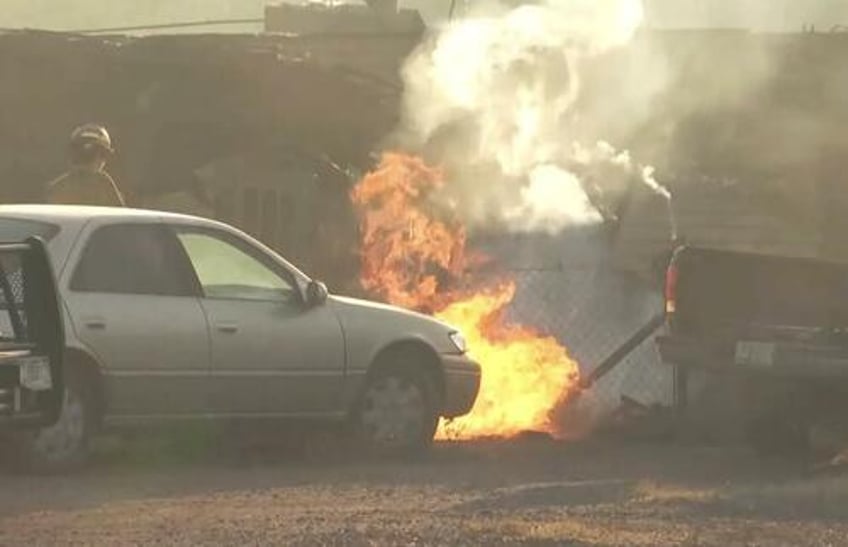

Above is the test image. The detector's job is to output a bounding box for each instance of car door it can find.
[172,225,345,416]
[62,221,211,417]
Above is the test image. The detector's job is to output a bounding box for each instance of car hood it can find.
[328,295,451,328]
[328,295,459,354]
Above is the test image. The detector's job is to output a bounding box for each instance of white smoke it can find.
[504,164,602,232]
[401,0,669,233]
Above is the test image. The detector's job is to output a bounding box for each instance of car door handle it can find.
[216,323,239,334]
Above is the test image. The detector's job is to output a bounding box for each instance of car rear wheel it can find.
[353,366,438,457]
[11,372,93,474]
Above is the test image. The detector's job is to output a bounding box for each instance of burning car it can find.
[0,205,480,472]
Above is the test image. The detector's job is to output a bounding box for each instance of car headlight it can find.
[449,331,468,354]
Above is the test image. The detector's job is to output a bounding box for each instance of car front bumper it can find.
[440,354,481,418]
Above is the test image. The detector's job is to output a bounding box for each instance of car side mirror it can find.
[306,280,329,308]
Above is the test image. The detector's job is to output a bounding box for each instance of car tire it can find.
[10,370,94,474]
[353,364,439,458]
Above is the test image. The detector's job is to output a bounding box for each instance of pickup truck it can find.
[657,246,848,456]
[0,235,64,432]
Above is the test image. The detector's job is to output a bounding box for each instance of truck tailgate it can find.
[671,248,848,342]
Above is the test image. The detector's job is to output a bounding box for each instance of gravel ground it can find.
[1,434,847,546]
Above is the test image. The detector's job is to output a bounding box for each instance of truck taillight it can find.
[665,260,678,315]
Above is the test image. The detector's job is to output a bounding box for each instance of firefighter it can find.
[46,124,126,207]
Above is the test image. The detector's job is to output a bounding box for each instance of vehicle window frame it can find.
[69,222,201,298]
[171,225,304,306]
[0,217,60,242]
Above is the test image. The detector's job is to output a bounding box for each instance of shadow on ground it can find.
[2,431,848,546]
[0,428,814,513]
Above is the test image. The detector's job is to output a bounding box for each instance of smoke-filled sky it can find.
[3,0,848,32]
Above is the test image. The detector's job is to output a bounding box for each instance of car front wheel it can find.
[353,366,439,457]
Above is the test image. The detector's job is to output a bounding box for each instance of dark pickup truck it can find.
[0,237,64,432]
[658,246,848,455]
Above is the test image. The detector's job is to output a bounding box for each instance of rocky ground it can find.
[1,433,847,546]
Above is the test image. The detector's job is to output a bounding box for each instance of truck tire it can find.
[352,365,439,457]
[10,370,94,474]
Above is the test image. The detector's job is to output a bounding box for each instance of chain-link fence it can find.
[480,226,672,422]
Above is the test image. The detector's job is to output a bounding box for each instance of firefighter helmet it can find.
[70,124,114,154]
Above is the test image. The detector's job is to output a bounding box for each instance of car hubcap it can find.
[360,377,426,447]
[33,388,85,462]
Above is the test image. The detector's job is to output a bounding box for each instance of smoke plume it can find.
[398,0,666,234]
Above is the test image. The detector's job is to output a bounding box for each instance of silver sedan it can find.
[0,206,481,472]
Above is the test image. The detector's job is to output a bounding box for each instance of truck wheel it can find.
[10,372,94,474]
[353,366,438,457]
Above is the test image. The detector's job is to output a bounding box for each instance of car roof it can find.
[0,205,312,285]
[0,204,207,226]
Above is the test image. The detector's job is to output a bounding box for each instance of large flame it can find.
[352,153,581,439]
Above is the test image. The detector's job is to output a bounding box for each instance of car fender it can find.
[328,297,458,409]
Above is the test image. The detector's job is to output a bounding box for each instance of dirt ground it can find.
[1,433,847,546]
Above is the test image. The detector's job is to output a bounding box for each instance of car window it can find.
[0,218,59,242]
[176,230,296,302]
[71,224,196,297]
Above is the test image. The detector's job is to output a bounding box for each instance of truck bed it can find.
[661,247,848,376]
[669,247,848,340]
[658,246,848,455]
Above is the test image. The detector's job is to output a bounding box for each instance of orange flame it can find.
[352,153,581,439]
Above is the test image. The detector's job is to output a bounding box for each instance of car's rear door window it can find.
[71,223,197,297]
